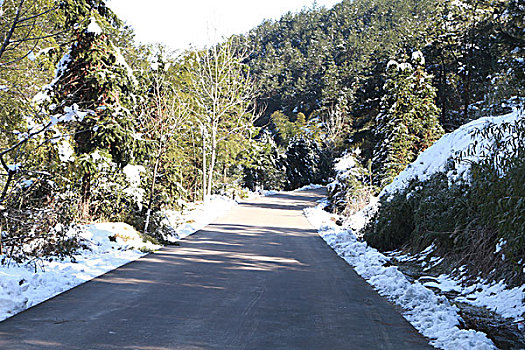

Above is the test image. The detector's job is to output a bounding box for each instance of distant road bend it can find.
[0,188,431,349]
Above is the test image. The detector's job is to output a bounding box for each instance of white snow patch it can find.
[412,50,425,65]
[334,153,357,173]
[398,62,413,71]
[420,275,463,293]
[161,195,237,242]
[0,223,160,322]
[346,196,379,235]
[457,280,525,320]
[61,104,89,123]
[304,203,496,349]
[241,189,280,200]
[57,139,75,162]
[27,51,36,61]
[6,164,21,172]
[123,164,145,210]
[387,60,398,69]
[112,44,138,85]
[294,184,324,191]
[381,109,523,200]
[494,239,506,254]
[86,17,102,35]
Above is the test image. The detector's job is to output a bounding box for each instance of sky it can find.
[106,0,341,52]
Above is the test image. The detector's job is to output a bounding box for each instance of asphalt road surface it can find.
[0,189,432,349]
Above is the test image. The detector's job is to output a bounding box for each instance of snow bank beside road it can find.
[0,223,155,322]
[381,109,522,200]
[161,195,237,242]
[0,195,236,322]
[304,203,496,350]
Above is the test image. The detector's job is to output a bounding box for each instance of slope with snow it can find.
[381,109,523,200]
[313,108,525,348]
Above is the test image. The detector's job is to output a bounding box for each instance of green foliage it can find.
[271,110,309,147]
[373,53,444,188]
[41,6,145,219]
[242,131,287,191]
[466,116,525,265]
[284,136,333,190]
[364,172,462,251]
[241,0,442,120]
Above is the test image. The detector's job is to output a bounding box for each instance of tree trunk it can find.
[223,164,227,192]
[144,140,163,235]
[202,127,207,202]
[207,125,217,197]
[81,172,91,219]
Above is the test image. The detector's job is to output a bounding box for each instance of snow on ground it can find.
[345,196,379,236]
[241,189,279,200]
[381,109,522,200]
[304,202,497,350]
[0,223,155,322]
[390,250,525,323]
[161,195,237,242]
[294,184,324,191]
[449,276,523,321]
[0,195,236,322]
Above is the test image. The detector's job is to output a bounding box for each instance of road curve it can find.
[0,189,432,349]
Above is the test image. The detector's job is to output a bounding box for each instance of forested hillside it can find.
[239,0,523,177]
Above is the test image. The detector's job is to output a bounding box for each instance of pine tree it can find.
[47,3,141,217]
[374,51,444,188]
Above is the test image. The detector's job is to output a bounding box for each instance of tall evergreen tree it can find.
[47,2,141,216]
[373,51,444,187]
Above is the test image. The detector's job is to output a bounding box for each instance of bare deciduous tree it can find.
[322,101,348,148]
[187,40,258,200]
[140,67,191,234]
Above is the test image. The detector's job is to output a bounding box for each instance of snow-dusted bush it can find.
[0,177,81,264]
[327,150,376,215]
[364,109,525,285]
[84,156,147,227]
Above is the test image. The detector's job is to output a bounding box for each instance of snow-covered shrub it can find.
[77,151,146,226]
[373,52,443,188]
[0,177,81,264]
[327,151,376,215]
